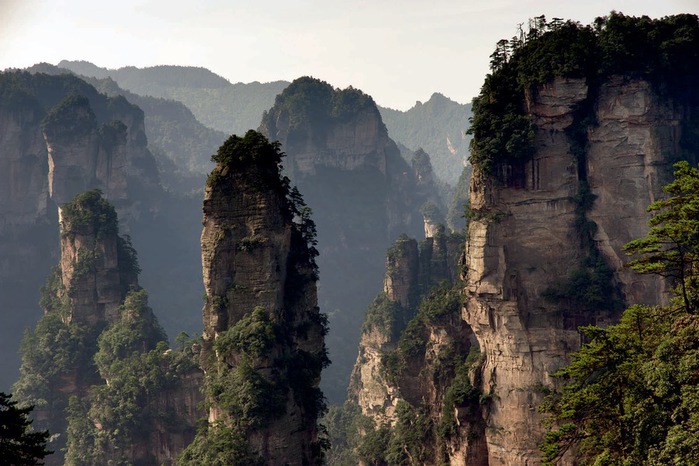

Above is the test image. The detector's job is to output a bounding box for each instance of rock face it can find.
[57,191,138,326]
[14,191,142,464]
[0,71,162,390]
[260,77,440,402]
[348,229,483,464]
[463,76,681,465]
[196,131,327,465]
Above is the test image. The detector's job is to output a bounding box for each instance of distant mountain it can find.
[379,93,472,186]
[57,62,471,188]
[29,63,224,191]
[58,60,288,135]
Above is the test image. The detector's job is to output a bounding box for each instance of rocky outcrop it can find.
[194,131,326,465]
[14,190,202,466]
[348,228,481,464]
[463,76,681,465]
[0,71,162,390]
[14,191,144,464]
[260,77,439,402]
[57,190,139,326]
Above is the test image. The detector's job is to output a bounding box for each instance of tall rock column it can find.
[189,130,327,465]
[463,81,585,464]
[13,190,140,465]
[464,75,681,465]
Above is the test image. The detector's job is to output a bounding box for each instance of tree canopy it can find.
[540,162,699,465]
[468,13,699,174]
[0,393,52,466]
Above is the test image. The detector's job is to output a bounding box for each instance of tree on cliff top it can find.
[0,393,52,465]
[468,13,699,174]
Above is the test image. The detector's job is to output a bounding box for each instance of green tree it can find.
[541,162,699,464]
[0,393,52,465]
[625,161,699,313]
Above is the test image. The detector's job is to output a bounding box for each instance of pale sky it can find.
[1,0,697,110]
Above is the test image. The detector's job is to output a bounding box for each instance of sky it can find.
[1,0,698,110]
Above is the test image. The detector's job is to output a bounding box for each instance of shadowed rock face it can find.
[199,132,326,465]
[463,76,683,465]
[259,77,440,403]
[0,72,162,390]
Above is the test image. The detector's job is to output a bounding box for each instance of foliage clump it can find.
[468,13,699,174]
[60,189,118,238]
[261,76,378,135]
[540,161,699,464]
[64,291,199,465]
[0,392,52,466]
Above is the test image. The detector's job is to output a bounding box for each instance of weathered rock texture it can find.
[349,229,483,464]
[198,131,327,465]
[463,76,682,465]
[260,77,440,402]
[0,71,161,390]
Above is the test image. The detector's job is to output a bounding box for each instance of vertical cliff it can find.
[260,77,439,402]
[345,227,484,465]
[14,190,202,466]
[464,14,699,465]
[183,130,327,465]
[0,71,162,390]
[13,190,140,463]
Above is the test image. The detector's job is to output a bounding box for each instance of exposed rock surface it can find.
[348,229,482,463]
[0,71,162,390]
[464,76,679,465]
[260,77,439,402]
[196,131,326,465]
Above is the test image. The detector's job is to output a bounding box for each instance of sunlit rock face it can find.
[464,76,680,465]
[349,230,484,464]
[200,133,326,465]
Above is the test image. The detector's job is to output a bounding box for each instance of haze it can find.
[0,0,697,110]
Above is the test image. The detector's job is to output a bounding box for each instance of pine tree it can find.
[0,392,52,465]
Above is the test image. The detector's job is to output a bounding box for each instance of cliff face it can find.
[193,131,326,465]
[260,77,439,402]
[0,71,162,390]
[464,76,680,465]
[348,229,483,464]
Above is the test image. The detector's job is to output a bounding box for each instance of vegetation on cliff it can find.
[65,291,199,466]
[468,13,699,174]
[185,130,327,465]
[335,228,477,465]
[260,75,434,404]
[15,191,200,465]
[261,76,378,137]
[541,162,699,465]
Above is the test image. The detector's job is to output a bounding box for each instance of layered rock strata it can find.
[198,131,327,465]
[260,77,439,402]
[463,76,679,465]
